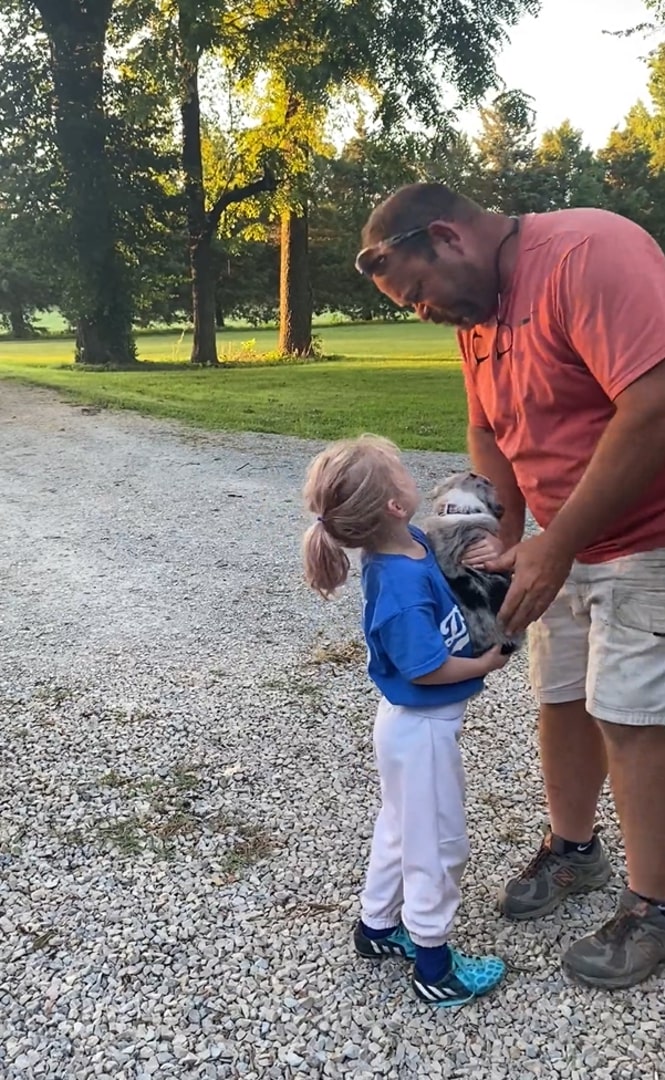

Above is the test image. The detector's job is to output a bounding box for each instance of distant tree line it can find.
[2,0,665,365]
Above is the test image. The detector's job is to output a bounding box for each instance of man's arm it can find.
[467,425,526,549]
[491,363,665,635]
[546,360,665,557]
[489,218,665,634]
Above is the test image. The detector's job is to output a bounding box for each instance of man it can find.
[355,182,665,990]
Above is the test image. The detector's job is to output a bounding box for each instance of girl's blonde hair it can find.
[302,434,405,598]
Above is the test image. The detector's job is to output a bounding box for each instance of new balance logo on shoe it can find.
[553,865,578,888]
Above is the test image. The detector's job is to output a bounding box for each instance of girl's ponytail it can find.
[302,434,403,597]
[302,520,351,599]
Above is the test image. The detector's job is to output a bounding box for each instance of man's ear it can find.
[428,220,463,254]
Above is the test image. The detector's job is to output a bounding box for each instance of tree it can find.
[0,211,59,337]
[308,126,482,322]
[534,121,605,209]
[245,0,542,354]
[30,0,136,365]
[1,3,185,343]
[176,4,276,365]
[599,43,665,247]
[221,234,280,326]
[309,135,417,322]
[119,0,280,365]
[0,4,64,336]
[233,68,326,356]
[474,90,548,213]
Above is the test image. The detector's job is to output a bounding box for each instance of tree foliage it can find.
[5,2,665,353]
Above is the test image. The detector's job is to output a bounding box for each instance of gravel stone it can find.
[1,384,663,1080]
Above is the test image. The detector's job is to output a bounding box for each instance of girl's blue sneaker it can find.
[353,920,416,961]
[412,948,506,1006]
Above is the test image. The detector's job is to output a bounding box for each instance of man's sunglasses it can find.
[354,226,430,277]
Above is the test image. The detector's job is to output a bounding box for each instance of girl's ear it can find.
[386,497,407,519]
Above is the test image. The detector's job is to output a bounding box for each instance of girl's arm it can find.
[413,646,508,684]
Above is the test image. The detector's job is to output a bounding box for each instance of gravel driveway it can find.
[1,383,661,1080]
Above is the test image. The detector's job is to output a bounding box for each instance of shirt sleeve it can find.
[557,224,665,400]
[378,604,448,681]
[458,330,492,429]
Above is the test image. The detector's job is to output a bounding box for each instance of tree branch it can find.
[206,167,277,236]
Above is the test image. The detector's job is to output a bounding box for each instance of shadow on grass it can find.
[55,353,346,374]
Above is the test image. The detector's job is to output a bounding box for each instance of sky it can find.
[460,0,658,149]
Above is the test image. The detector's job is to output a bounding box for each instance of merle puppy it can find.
[423,471,523,657]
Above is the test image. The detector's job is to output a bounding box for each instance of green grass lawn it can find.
[0,322,469,451]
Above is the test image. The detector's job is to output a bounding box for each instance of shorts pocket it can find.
[612,587,665,636]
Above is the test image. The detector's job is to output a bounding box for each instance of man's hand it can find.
[461,534,505,569]
[485,533,575,635]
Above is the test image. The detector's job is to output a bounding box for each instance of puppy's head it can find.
[431,471,504,522]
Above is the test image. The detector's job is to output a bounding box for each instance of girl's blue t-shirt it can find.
[361,525,483,707]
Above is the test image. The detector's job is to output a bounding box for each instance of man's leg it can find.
[499,578,613,920]
[539,700,607,843]
[562,550,665,988]
[562,722,665,988]
[601,723,665,900]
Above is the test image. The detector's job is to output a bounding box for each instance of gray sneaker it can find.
[564,889,665,988]
[499,829,612,920]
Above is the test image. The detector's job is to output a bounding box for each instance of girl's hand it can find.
[480,645,511,674]
[461,534,504,569]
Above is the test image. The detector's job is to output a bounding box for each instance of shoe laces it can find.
[596,908,637,945]
[520,839,555,880]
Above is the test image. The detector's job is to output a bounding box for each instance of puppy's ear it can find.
[429,480,448,501]
[431,474,459,497]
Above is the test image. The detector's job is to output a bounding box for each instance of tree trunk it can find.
[177,2,277,363]
[8,303,34,340]
[179,21,218,367]
[279,208,312,356]
[215,297,225,328]
[190,239,219,364]
[36,0,135,366]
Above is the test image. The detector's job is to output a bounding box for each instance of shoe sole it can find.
[414,991,475,1008]
[499,863,613,922]
[562,955,665,990]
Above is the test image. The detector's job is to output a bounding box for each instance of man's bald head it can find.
[356,183,508,329]
[361,183,484,248]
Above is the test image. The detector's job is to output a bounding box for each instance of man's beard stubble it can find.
[423,294,497,328]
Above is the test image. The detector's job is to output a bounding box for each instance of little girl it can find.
[302,434,509,1007]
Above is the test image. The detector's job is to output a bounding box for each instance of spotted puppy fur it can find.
[423,471,524,657]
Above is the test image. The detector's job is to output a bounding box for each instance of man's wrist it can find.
[542,515,580,561]
[499,524,524,550]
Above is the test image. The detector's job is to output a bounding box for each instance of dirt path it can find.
[0,384,657,1080]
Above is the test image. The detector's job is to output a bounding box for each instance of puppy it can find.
[423,471,523,657]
